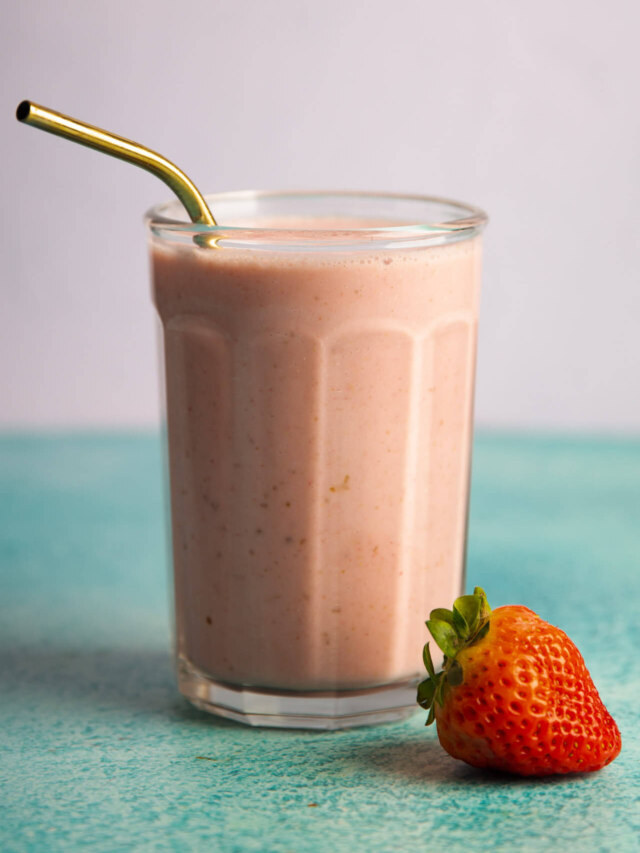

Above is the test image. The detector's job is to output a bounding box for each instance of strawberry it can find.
[417,587,621,776]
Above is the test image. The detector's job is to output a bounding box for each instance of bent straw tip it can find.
[16,101,32,122]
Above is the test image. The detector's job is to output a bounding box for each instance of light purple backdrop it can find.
[2,0,639,430]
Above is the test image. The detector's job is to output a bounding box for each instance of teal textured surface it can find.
[1,433,639,852]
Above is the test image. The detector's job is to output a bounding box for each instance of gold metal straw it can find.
[16,100,217,226]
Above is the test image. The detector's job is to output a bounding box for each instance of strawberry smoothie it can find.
[148,192,486,728]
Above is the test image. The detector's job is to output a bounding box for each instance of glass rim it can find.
[146,190,488,245]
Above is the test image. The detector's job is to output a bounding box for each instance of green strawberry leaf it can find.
[476,621,490,641]
[429,608,455,626]
[446,659,463,686]
[473,587,491,617]
[452,605,467,634]
[453,594,481,632]
[417,677,436,709]
[422,642,436,678]
[426,618,459,659]
[426,703,436,726]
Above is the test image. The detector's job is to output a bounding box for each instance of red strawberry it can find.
[417,587,621,776]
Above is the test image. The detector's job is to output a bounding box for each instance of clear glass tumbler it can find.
[147,191,487,729]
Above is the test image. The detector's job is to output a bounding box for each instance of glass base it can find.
[178,658,419,730]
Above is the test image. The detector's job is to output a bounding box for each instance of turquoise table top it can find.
[1,433,639,852]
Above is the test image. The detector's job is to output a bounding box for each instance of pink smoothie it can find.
[151,221,482,692]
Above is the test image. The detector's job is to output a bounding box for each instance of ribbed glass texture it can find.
[147,192,487,728]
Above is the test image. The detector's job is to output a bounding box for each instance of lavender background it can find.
[2,0,639,430]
